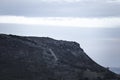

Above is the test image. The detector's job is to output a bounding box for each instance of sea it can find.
[110,67,120,74]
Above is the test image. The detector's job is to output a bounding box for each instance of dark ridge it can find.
[0,34,119,80]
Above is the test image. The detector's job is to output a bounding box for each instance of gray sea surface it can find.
[110,67,120,74]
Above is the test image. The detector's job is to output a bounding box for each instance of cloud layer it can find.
[0,16,120,28]
[0,0,120,17]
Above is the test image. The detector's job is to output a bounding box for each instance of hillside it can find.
[0,34,118,80]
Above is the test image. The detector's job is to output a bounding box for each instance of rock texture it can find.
[0,34,118,80]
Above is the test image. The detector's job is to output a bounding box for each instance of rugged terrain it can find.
[0,34,118,80]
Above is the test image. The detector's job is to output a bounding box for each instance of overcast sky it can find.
[0,0,120,17]
[0,0,120,68]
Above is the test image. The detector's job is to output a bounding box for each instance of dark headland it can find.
[0,34,119,80]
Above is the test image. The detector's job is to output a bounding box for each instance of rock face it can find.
[0,34,117,80]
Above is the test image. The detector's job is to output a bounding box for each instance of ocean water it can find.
[110,67,120,74]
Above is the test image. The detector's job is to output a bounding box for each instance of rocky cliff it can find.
[0,34,118,80]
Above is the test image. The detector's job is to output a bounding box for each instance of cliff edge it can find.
[0,34,118,80]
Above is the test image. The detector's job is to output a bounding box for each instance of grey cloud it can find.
[0,0,120,17]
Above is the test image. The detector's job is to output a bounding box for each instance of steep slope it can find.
[0,34,117,80]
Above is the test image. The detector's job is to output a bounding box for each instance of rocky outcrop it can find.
[0,34,117,80]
